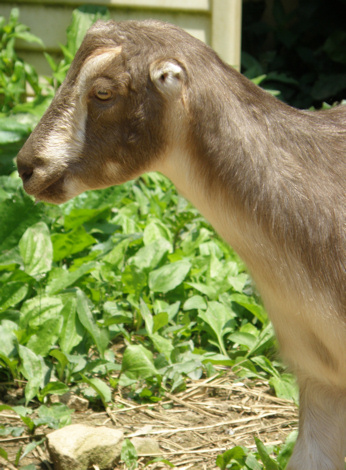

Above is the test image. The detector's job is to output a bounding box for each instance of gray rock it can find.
[59,392,89,412]
[130,437,161,455]
[46,424,124,470]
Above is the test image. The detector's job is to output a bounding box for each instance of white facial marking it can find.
[78,47,122,93]
[42,47,123,167]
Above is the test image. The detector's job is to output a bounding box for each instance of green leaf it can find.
[121,439,138,470]
[59,297,84,354]
[0,282,28,312]
[149,260,191,293]
[51,226,96,262]
[66,5,110,57]
[46,262,96,294]
[228,331,257,350]
[121,265,147,297]
[21,438,45,460]
[0,194,45,252]
[231,293,267,324]
[128,238,171,270]
[255,437,281,470]
[198,301,235,356]
[80,375,112,407]
[0,447,8,460]
[26,316,63,356]
[269,373,298,402]
[276,430,297,468]
[139,298,153,334]
[121,345,158,380]
[39,381,69,400]
[183,295,207,311]
[247,323,276,358]
[76,289,108,358]
[20,296,64,329]
[18,345,46,403]
[153,312,169,333]
[19,222,53,277]
[143,219,172,245]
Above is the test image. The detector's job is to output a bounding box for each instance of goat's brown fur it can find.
[17,20,346,470]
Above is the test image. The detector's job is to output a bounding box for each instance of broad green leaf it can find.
[20,296,63,329]
[0,282,28,313]
[186,282,218,299]
[143,219,172,245]
[198,301,235,356]
[149,260,191,293]
[121,439,138,470]
[121,265,147,297]
[139,298,153,334]
[0,194,45,252]
[51,226,96,262]
[63,207,110,230]
[26,316,63,356]
[37,403,73,428]
[76,290,108,358]
[66,5,110,56]
[231,293,267,324]
[45,261,95,294]
[276,430,297,468]
[121,345,158,380]
[0,117,31,143]
[251,355,280,378]
[128,238,171,270]
[183,295,207,311]
[247,323,276,358]
[153,312,169,333]
[255,437,281,470]
[59,297,84,354]
[80,375,112,407]
[228,331,257,350]
[18,345,47,403]
[269,373,298,402]
[19,222,53,276]
[39,381,69,400]
[20,438,45,460]
[150,332,174,361]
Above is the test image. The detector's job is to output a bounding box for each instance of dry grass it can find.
[0,370,298,470]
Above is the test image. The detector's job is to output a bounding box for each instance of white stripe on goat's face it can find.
[42,49,123,166]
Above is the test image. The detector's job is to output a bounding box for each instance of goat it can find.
[16,20,345,470]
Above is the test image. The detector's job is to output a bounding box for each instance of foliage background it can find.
[242,0,346,108]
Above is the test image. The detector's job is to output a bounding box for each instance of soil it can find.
[0,371,298,470]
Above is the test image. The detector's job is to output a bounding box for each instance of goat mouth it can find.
[24,173,66,203]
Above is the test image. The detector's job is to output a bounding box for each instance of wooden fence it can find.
[0,0,242,74]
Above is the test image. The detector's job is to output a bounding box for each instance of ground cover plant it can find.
[1,4,330,469]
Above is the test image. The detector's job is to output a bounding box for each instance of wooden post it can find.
[211,0,242,70]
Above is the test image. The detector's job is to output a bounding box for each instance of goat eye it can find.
[95,89,112,101]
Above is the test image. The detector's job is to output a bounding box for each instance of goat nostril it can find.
[18,165,34,183]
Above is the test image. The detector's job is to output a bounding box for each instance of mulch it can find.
[0,370,298,469]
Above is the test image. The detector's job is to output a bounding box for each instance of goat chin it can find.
[16,19,346,469]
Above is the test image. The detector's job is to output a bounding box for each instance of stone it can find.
[46,424,124,470]
[130,437,161,455]
[59,392,89,412]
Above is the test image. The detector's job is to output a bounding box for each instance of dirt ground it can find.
[0,371,298,470]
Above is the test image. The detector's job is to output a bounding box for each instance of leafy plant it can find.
[242,0,346,108]
[44,5,110,90]
[0,8,44,113]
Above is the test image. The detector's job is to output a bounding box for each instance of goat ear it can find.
[150,59,186,96]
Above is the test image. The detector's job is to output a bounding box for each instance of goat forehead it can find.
[78,47,123,89]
